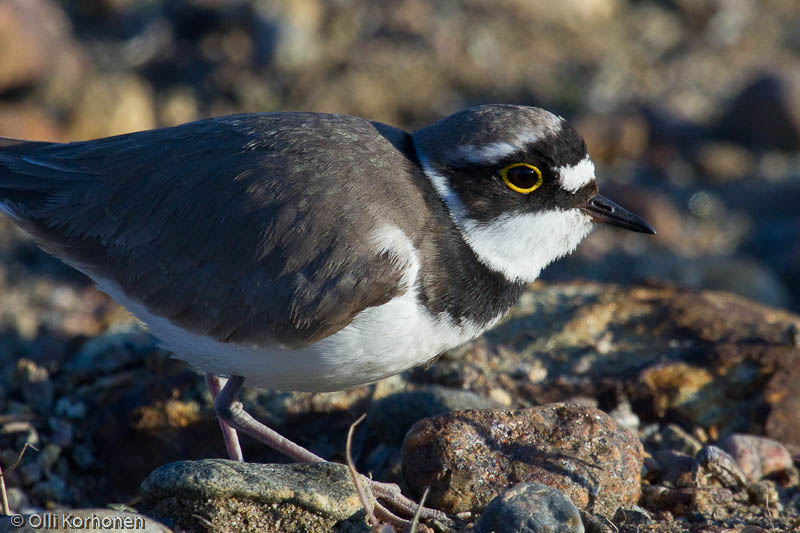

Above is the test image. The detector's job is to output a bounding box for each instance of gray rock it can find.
[694,445,748,490]
[65,321,158,375]
[140,459,371,532]
[475,482,584,533]
[368,385,502,444]
[717,74,800,150]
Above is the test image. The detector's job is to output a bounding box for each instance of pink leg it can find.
[205,373,244,462]
[214,375,450,524]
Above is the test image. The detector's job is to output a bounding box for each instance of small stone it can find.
[141,459,372,532]
[37,443,61,474]
[16,359,54,414]
[644,423,704,456]
[475,483,584,533]
[17,461,42,486]
[608,399,639,431]
[716,74,800,150]
[612,506,653,528]
[72,444,98,469]
[54,396,87,419]
[652,450,696,488]
[30,475,69,504]
[694,445,747,490]
[578,511,613,533]
[747,480,780,508]
[717,434,794,482]
[402,404,643,517]
[690,487,733,517]
[66,75,156,141]
[66,321,158,376]
[695,142,754,181]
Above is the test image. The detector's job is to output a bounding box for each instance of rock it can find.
[66,74,156,140]
[747,480,780,508]
[574,112,649,164]
[401,404,643,517]
[367,385,502,445]
[716,74,800,151]
[475,283,800,446]
[65,320,158,376]
[694,445,748,490]
[652,450,696,488]
[140,459,371,532]
[612,506,653,529]
[475,483,584,533]
[642,485,734,518]
[0,509,172,533]
[717,434,795,483]
[0,105,63,141]
[695,141,754,181]
[0,0,80,94]
[643,423,704,456]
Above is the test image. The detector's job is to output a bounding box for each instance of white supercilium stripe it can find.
[557,155,595,192]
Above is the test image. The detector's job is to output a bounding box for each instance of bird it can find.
[0,104,654,523]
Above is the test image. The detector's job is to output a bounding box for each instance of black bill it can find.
[581,194,656,234]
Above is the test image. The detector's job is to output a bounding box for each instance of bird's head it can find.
[412,104,654,283]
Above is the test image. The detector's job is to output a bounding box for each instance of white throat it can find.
[461,210,593,282]
[416,155,594,283]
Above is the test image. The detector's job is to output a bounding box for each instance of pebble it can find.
[475,483,584,533]
[717,434,794,482]
[694,445,747,490]
[643,423,704,456]
[37,443,61,474]
[65,321,158,376]
[141,459,374,532]
[401,403,643,517]
[651,450,696,488]
[612,506,653,529]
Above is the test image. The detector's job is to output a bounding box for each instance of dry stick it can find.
[407,487,429,533]
[345,414,405,531]
[346,413,381,527]
[1,442,38,515]
[0,463,8,516]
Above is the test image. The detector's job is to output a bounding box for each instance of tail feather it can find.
[0,137,63,220]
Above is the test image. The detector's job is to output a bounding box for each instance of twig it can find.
[1,441,39,515]
[346,413,382,527]
[407,486,429,533]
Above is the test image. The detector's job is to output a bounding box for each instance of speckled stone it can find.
[140,459,371,533]
[401,403,643,517]
[475,482,584,533]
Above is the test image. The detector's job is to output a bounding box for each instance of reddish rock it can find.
[717,434,795,483]
[401,403,643,517]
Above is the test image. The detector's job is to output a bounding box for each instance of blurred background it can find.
[2,0,799,312]
[1,0,800,513]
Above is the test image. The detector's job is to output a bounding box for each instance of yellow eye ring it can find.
[501,163,543,194]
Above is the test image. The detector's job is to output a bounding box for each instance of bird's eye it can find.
[500,163,543,194]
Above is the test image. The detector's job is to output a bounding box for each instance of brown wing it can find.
[0,113,425,347]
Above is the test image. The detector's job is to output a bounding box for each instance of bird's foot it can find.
[369,479,450,525]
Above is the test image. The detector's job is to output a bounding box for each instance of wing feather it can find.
[0,114,424,348]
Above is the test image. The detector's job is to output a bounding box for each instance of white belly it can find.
[95,276,493,391]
